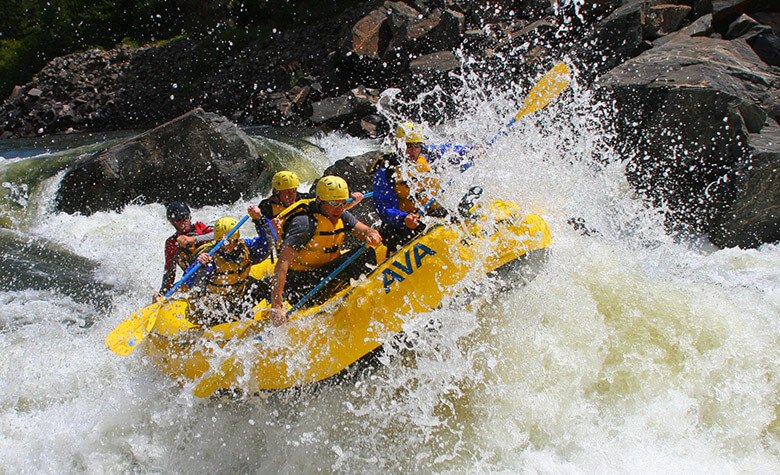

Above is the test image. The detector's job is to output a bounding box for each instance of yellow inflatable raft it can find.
[143,199,551,395]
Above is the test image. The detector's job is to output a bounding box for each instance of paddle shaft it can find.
[349,192,372,202]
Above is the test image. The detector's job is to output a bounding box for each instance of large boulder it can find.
[597,35,780,247]
[711,0,779,32]
[55,108,266,214]
[710,120,780,246]
[725,14,780,66]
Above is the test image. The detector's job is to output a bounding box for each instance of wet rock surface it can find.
[56,108,265,214]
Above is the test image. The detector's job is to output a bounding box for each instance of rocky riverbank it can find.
[4,0,780,248]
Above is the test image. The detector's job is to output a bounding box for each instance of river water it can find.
[1,77,779,473]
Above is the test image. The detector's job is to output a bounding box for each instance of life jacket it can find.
[193,241,253,298]
[278,199,347,272]
[171,221,213,270]
[371,152,440,213]
[259,195,287,219]
[174,243,198,271]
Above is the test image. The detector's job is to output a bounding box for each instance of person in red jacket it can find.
[153,201,214,302]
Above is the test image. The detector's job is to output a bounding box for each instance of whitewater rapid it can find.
[2,84,780,473]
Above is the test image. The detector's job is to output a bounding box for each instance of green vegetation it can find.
[0,0,185,98]
[0,0,364,100]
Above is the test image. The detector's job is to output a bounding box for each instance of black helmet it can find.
[166,201,190,221]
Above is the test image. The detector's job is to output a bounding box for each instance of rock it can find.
[692,0,714,17]
[751,12,780,34]
[8,85,23,101]
[509,18,558,42]
[309,95,355,125]
[645,5,693,39]
[748,28,780,67]
[349,8,392,59]
[0,229,113,311]
[401,8,466,53]
[597,35,780,248]
[288,86,310,107]
[409,51,461,72]
[343,1,465,73]
[350,85,380,115]
[725,13,763,39]
[357,114,387,138]
[709,119,780,247]
[653,13,714,47]
[322,151,380,194]
[724,14,780,67]
[575,0,648,81]
[55,108,265,215]
[711,0,777,32]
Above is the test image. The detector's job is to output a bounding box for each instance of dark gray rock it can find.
[409,51,461,73]
[692,0,714,18]
[350,85,381,115]
[712,0,778,32]
[751,12,780,34]
[724,14,780,67]
[0,229,113,311]
[351,113,386,138]
[55,108,265,215]
[645,5,693,39]
[725,13,764,38]
[597,35,780,248]
[509,18,558,43]
[575,0,649,81]
[710,119,780,247]
[653,13,714,47]
[310,95,355,125]
[748,29,780,67]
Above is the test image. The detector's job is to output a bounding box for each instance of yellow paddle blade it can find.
[104,302,160,355]
[515,62,571,121]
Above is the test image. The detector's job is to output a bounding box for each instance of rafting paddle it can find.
[105,215,250,355]
[486,61,571,147]
[421,61,571,211]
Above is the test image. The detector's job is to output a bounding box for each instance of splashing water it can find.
[1,64,779,474]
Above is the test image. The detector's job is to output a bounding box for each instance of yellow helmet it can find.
[214,217,240,242]
[396,122,425,144]
[316,175,349,201]
[272,170,300,191]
